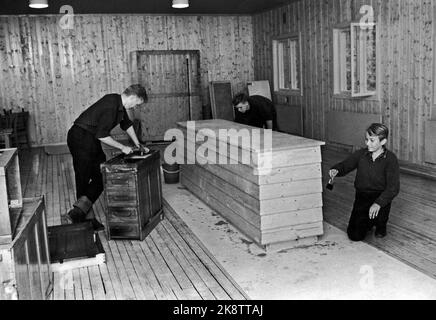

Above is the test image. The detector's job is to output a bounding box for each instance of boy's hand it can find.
[329,169,339,179]
[369,203,381,219]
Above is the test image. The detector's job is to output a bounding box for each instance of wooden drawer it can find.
[105,190,137,207]
[108,223,139,239]
[105,173,136,188]
[105,185,136,196]
[107,207,138,224]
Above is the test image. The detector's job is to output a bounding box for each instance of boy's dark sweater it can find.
[331,148,400,208]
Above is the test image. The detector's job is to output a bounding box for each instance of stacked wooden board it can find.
[176,120,325,251]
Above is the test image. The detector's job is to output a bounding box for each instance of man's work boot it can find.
[66,206,87,223]
[66,196,93,224]
[86,207,105,232]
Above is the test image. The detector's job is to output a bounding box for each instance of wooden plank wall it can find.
[253,0,434,167]
[0,14,254,146]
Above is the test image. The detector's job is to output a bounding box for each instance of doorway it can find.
[130,50,202,141]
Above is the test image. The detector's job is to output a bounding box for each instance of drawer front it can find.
[104,173,136,188]
[105,190,137,207]
[108,223,139,239]
[107,207,139,224]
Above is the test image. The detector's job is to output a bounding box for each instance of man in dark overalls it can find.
[232,93,277,130]
[66,84,149,230]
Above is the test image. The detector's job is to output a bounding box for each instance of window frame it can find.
[272,32,303,96]
[332,21,380,100]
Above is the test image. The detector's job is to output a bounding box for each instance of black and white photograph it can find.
[0,0,435,306]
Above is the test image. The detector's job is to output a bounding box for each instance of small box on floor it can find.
[48,221,105,272]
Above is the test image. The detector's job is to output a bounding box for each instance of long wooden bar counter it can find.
[175,120,325,251]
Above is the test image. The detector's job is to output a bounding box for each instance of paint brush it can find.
[326,177,335,191]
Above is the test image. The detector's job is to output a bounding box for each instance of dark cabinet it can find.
[101,150,164,240]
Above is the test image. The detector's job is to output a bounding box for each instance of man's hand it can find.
[136,144,150,154]
[121,146,133,155]
[369,203,381,219]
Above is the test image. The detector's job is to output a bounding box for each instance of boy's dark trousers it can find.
[347,191,391,241]
[67,125,106,203]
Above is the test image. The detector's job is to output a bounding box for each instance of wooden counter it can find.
[176,120,325,251]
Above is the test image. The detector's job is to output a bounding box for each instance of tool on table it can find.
[124,149,152,162]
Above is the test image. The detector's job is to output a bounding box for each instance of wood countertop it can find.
[177,120,325,153]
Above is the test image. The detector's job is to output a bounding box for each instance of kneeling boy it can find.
[329,123,400,241]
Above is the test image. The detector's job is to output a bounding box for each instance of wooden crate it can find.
[101,149,164,240]
[177,120,325,251]
[0,148,23,246]
[0,197,52,300]
[48,222,105,272]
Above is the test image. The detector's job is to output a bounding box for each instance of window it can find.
[273,34,302,95]
[333,23,378,98]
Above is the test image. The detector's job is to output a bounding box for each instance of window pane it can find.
[278,41,285,89]
[277,40,289,90]
[273,36,301,93]
[283,40,291,90]
[293,39,301,90]
[345,30,352,91]
[366,27,377,92]
[352,28,361,93]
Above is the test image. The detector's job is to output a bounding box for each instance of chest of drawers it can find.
[101,150,163,240]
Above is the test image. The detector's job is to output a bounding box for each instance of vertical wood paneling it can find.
[0,14,254,145]
[253,0,435,166]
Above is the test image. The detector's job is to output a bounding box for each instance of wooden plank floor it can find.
[18,148,249,300]
[322,147,436,279]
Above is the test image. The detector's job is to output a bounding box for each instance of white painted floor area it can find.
[163,183,436,300]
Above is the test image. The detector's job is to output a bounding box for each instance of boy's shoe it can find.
[375,227,387,238]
